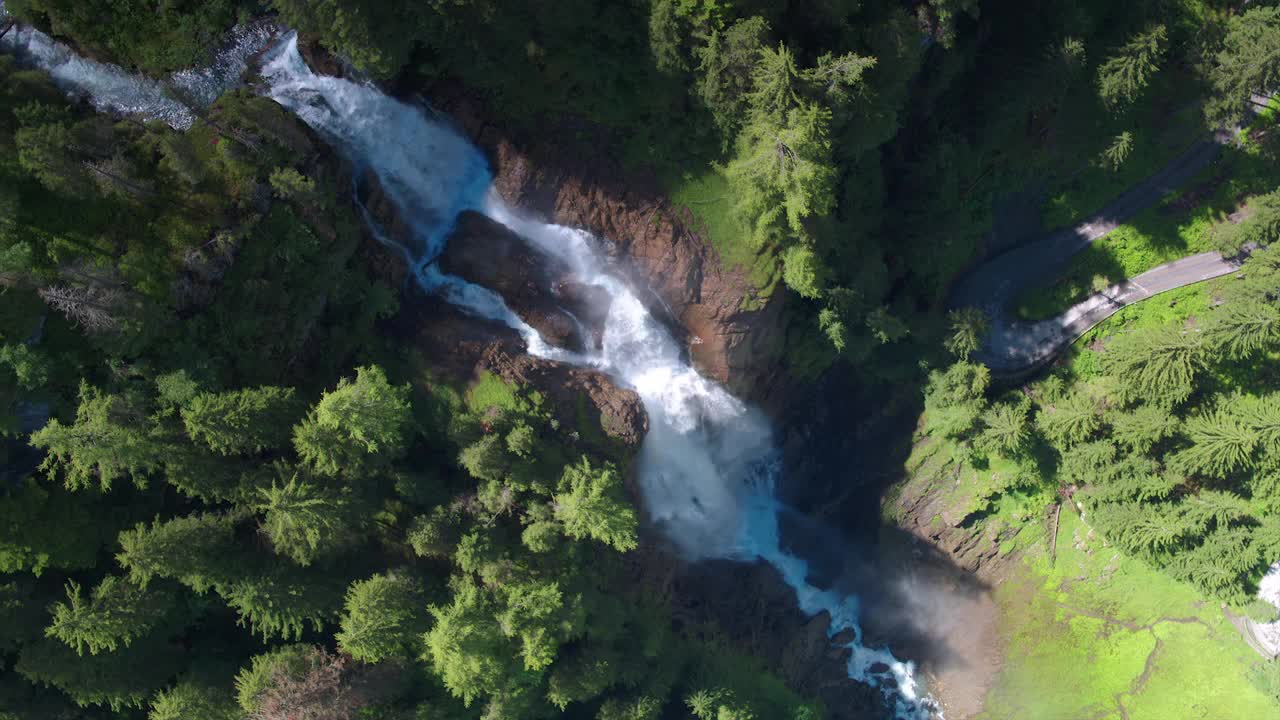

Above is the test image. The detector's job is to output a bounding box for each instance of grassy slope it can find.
[979,279,1278,718]
[665,169,781,308]
[982,511,1275,720]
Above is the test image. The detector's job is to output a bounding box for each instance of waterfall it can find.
[1,19,939,717]
[258,34,937,719]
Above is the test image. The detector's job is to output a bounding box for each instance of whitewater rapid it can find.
[1,18,937,717]
[257,36,935,717]
[0,4,274,130]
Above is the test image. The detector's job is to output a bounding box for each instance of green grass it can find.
[980,511,1278,720]
[1064,280,1224,380]
[665,169,780,307]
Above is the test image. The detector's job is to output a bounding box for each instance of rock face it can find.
[634,552,883,719]
[439,212,585,352]
[432,86,793,407]
[391,289,647,455]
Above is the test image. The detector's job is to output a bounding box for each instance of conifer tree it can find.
[45,576,179,656]
[1175,407,1259,479]
[254,467,352,566]
[294,365,412,476]
[116,512,240,592]
[1036,391,1101,448]
[553,458,638,552]
[1100,325,1209,406]
[336,571,428,663]
[182,386,300,455]
[1207,6,1280,126]
[1097,25,1167,108]
[31,383,170,491]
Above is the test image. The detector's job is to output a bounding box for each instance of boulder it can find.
[439,212,586,353]
[431,86,795,409]
[398,297,647,454]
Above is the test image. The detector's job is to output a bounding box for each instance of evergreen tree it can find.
[182,386,300,455]
[424,580,531,709]
[923,361,990,439]
[336,571,428,663]
[944,307,988,360]
[1097,25,1167,109]
[150,679,240,720]
[976,399,1032,458]
[1175,407,1259,479]
[552,458,638,552]
[696,16,769,144]
[254,467,352,566]
[1207,6,1280,126]
[31,383,170,491]
[45,576,178,656]
[1110,403,1180,454]
[1204,300,1280,360]
[294,365,412,476]
[1036,391,1101,448]
[1100,325,1209,406]
[116,512,240,592]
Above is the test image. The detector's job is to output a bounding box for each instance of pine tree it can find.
[1206,6,1280,126]
[1100,325,1209,406]
[336,572,428,663]
[217,563,346,641]
[425,581,528,708]
[696,16,769,143]
[1205,301,1280,360]
[45,576,178,656]
[1101,131,1134,170]
[31,383,170,491]
[150,678,240,720]
[976,399,1031,457]
[1097,25,1167,108]
[293,365,412,476]
[749,45,801,122]
[116,512,240,592]
[1110,403,1179,455]
[553,458,638,552]
[254,467,352,566]
[182,386,300,455]
[1175,407,1259,479]
[1036,391,1101,448]
[944,307,989,361]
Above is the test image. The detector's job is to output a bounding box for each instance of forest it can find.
[0,0,1279,719]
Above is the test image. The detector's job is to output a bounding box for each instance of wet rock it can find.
[438,212,586,353]
[397,297,646,454]
[431,86,796,409]
[479,342,647,451]
[553,280,611,349]
[655,557,884,720]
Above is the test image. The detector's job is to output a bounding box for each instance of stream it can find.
[1,13,938,719]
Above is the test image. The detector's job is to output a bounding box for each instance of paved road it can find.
[980,251,1246,372]
[950,129,1240,374]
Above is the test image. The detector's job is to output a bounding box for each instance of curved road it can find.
[950,127,1244,374]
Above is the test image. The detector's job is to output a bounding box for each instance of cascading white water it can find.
[0,2,273,130]
[256,35,937,719]
[1,20,938,717]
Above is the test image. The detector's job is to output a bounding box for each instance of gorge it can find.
[4,4,1280,720]
[2,11,935,719]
